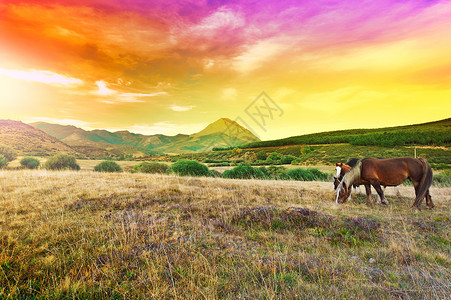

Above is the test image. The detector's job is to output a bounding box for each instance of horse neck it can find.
[340,165,351,176]
[343,161,362,186]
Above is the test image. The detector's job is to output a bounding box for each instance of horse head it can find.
[336,182,351,204]
[333,176,340,190]
[335,162,343,177]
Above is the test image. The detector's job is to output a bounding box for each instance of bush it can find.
[433,170,451,186]
[0,155,7,169]
[287,168,329,181]
[222,165,265,179]
[0,144,17,162]
[265,165,290,180]
[132,162,168,174]
[44,153,80,170]
[266,152,283,164]
[94,161,122,172]
[167,160,210,177]
[20,157,40,169]
[281,155,297,164]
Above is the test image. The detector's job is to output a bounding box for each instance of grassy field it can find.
[0,170,450,299]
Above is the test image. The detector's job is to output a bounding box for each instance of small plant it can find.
[20,157,40,169]
[132,162,168,174]
[94,161,122,173]
[167,160,210,177]
[44,153,80,170]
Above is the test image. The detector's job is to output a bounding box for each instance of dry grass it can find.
[0,170,450,299]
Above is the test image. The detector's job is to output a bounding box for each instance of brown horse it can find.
[334,161,400,202]
[336,157,434,209]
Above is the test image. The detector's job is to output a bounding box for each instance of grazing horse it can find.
[336,157,434,209]
[334,158,400,199]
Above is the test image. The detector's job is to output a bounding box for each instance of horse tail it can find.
[414,158,433,206]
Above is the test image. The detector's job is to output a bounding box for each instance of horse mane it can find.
[345,158,359,168]
[336,160,363,192]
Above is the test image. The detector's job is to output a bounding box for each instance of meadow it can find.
[0,170,450,299]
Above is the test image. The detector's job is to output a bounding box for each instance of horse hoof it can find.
[411,205,421,211]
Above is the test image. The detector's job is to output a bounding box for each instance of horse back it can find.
[360,157,423,186]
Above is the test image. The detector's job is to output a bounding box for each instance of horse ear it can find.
[335,163,339,166]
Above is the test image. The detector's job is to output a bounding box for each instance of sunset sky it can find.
[0,0,450,139]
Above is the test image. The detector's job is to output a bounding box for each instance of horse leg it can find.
[425,190,435,209]
[412,181,422,209]
[364,184,372,206]
[370,180,387,205]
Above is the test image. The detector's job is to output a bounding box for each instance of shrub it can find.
[0,155,7,169]
[94,161,122,173]
[20,157,40,169]
[167,160,210,177]
[0,144,17,162]
[265,165,290,180]
[266,152,283,164]
[287,168,330,181]
[222,165,265,179]
[281,155,297,164]
[132,162,168,174]
[44,153,80,170]
[433,170,451,186]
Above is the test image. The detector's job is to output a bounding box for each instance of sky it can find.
[0,0,450,140]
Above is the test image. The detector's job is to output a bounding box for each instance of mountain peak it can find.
[191,118,260,144]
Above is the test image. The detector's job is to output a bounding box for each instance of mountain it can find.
[0,120,78,156]
[30,118,260,156]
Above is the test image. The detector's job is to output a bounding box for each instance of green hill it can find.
[236,118,451,149]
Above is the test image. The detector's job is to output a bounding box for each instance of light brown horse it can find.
[336,157,434,209]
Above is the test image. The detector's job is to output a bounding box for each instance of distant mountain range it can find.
[0,120,78,156]
[29,118,260,156]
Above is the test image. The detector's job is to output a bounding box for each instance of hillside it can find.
[31,118,260,156]
[238,118,451,149]
[0,120,78,156]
